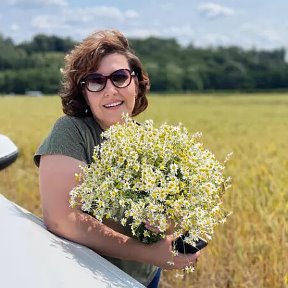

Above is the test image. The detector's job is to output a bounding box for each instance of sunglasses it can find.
[81,69,136,92]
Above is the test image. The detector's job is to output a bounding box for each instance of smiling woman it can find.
[81,53,138,130]
[33,29,200,288]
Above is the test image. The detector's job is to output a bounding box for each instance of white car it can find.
[0,134,18,170]
[0,135,144,288]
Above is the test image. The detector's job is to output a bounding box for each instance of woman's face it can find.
[83,53,137,130]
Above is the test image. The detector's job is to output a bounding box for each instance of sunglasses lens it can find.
[86,74,106,92]
[111,69,131,88]
[83,69,133,92]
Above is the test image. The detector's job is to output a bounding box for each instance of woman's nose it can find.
[103,79,117,96]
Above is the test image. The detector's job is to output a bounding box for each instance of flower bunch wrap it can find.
[70,116,231,248]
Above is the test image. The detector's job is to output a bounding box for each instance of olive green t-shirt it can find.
[34,115,158,286]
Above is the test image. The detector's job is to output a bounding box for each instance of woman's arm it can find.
[39,154,199,269]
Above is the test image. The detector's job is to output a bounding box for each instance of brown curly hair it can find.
[60,29,150,117]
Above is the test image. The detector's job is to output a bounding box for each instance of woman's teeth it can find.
[104,101,123,108]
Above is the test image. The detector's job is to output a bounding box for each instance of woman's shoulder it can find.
[53,115,102,133]
[54,115,88,128]
[55,115,102,130]
[34,115,100,166]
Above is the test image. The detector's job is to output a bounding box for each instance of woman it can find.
[34,29,200,287]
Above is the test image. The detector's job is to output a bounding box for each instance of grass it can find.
[0,93,287,288]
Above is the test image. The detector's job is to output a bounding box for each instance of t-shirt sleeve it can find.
[34,116,87,167]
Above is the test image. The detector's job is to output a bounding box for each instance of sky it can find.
[0,0,288,51]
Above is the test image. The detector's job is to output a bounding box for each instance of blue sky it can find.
[1,0,287,50]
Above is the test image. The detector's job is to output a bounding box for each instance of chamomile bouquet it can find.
[70,115,231,252]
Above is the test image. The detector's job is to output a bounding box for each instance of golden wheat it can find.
[0,94,287,288]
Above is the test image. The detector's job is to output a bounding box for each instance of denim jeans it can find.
[147,268,161,288]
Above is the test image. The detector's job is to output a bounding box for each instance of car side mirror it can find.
[0,135,18,170]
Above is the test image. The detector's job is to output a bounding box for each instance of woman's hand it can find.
[143,234,200,270]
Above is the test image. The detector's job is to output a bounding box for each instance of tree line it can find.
[1,33,288,94]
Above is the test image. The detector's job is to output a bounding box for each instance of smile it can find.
[103,101,123,108]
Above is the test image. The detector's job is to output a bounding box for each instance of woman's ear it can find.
[134,79,139,99]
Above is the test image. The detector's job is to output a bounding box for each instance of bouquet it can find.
[70,116,231,255]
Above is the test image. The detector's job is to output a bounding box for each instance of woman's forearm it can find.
[44,208,148,263]
[44,209,200,270]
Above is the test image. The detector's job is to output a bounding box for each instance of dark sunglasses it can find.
[81,68,136,92]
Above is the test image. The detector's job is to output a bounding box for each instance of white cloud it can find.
[160,26,195,45]
[125,28,160,39]
[198,3,234,19]
[28,6,139,42]
[1,0,17,4]
[122,25,195,46]
[125,10,139,19]
[196,33,231,47]
[85,6,123,20]
[10,23,20,31]
[40,0,67,6]
[1,1,287,50]
[240,23,278,40]
[259,30,282,43]
[4,0,67,8]
[31,15,60,29]
[30,6,132,30]
[240,23,286,48]
[159,3,175,10]
[165,25,194,37]
[62,6,132,25]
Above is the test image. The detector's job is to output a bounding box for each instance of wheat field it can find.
[0,93,287,288]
